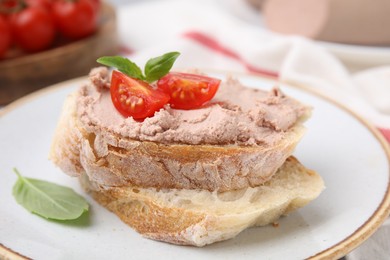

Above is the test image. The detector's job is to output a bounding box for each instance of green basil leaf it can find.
[97,56,145,80]
[12,168,89,220]
[144,52,180,83]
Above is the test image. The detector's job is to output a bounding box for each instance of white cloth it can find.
[116,0,390,258]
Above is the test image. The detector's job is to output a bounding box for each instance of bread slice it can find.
[79,156,324,247]
[50,88,310,192]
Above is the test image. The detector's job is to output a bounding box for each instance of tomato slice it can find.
[157,72,220,110]
[110,71,170,119]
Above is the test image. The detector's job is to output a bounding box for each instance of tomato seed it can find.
[136,98,144,105]
[200,87,209,94]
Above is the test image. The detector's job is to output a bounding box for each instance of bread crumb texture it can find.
[80,157,324,246]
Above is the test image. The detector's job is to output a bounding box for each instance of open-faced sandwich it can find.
[49,52,324,246]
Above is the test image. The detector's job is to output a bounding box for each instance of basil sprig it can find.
[97,52,180,83]
[12,168,89,220]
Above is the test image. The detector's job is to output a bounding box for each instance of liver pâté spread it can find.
[77,67,309,147]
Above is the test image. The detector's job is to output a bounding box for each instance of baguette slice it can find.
[79,156,324,247]
[50,87,311,192]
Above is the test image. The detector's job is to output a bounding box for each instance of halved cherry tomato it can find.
[157,72,220,110]
[110,71,170,119]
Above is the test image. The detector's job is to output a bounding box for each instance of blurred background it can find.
[0,0,389,259]
[1,0,389,106]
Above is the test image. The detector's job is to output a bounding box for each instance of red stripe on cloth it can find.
[183,31,278,78]
[379,128,390,143]
[119,45,134,55]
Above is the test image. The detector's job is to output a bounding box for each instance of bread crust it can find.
[50,88,322,246]
[50,90,308,192]
[79,157,324,246]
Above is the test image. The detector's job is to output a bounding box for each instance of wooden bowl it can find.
[0,3,118,105]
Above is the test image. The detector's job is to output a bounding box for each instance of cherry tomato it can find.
[9,6,55,52]
[157,72,221,110]
[0,0,18,17]
[25,0,53,10]
[0,16,11,58]
[110,71,170,119]
[0,0,18,10]
[52,0,97,39]
[90,0,100,12]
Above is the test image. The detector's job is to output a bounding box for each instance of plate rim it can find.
[278,77,390,259]
[0,72,389,260]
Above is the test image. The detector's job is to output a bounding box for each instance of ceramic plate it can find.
[221,0,390,70]
[0,72,389,260]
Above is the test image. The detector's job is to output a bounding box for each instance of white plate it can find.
[0,73,389,260]
[221,0,390,70]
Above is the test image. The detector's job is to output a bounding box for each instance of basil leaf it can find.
[97,56,145,80]
[12,168,89,220]
[144,52,180,83]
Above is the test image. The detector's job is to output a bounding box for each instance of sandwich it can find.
[49,54,324,246]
